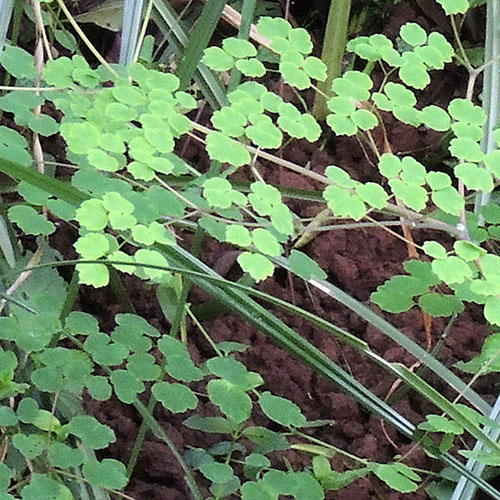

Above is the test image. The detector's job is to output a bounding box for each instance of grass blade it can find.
[175,0,228,90]
[0,214,15,267]
[274,255,491,414]
[0,157,88,205]
[0,0,14,54]
[152,0,227,107]
[312,0,351,120]
[475,0,500,216]
[119,0,145,65]
[452,395,500,500]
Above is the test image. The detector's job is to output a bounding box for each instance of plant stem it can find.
[55,0,118,77]
[475,0,500,220]
[312,0,352,120]
[133,0,154,64]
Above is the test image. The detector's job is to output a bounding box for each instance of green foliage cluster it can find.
[1,0,500,498]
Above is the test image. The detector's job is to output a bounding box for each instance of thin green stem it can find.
[133,0,154,64]
[169,226,204,338]
[185,305,223,356]
[54,0,118,77]
[292,430,370,465]
[450,15,474,73]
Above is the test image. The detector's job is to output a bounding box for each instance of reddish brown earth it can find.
[34,0,497,498]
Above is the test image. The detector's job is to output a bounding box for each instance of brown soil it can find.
[33,0,496,498]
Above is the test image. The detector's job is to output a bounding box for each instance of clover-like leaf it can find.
[421,105,451,131]
[448,98,486,126]
[418,293,464,316]
[423,241,447,259]
[485,296,500,326]
[375,463,420,493]
[259,391,306,427]
[226,225,252,247]
[237,252,274,281]
[236,58,266,77]
[371,275,429,313]
[8,205,55,236]
[134,249,169,281]
[303,56,327,81]
[351,109,377,130]
[61,122,101,155]
[323,185,366,220]
[388,179,428,211]
[200,461,235,484]
[68,415,115,450]
[75,233,110,259]
[399,62,430,89]
[431,186,464,215]
[49,442,85,469]
[437,0,469,15]
[112,85,144,106]
[83,459,128,489]
[86,376,112,401]
[454,241,486,261]
[400,23,427,46]
[246,119,282,149]
[384,82,417,107]
[449,137,484,162]
[1,46,36,79]
[431,256,473,284]
[223,38,257,58]
[111,370,144,403]
[256,16,292,39]
[206,131,251,166]
[76,263,110,288]
[202,47,234,71]
[379,153,402,178]
[204,177,241,209]
[207,356,262,390]
[252,228,282,256]
[20,474,73,500]
[208,378,252,423]
[280,62,311,90]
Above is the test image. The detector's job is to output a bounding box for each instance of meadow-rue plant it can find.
[2,0,500,498]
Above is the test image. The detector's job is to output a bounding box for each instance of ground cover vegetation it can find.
[0,0,500,498]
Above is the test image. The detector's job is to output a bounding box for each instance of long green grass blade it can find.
[0,0,14,54]
[152,0,226,107]
[0,214,15,267]
[312,0,351,120]
[0,157,88,205]
[461,0,500,483]
[120,0,144,64]
[475,0,500,216]
[452,396,500,500]
[175,0,228,90]
[274,255,491,415]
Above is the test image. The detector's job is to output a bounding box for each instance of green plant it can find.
[1,0,500,499]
